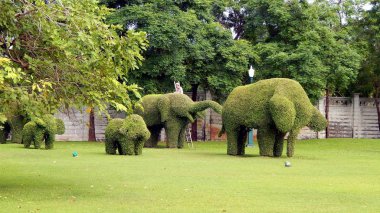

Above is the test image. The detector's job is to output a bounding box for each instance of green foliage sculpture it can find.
[22,114,65,149]
[220,78,327,157]
[105,114,150,155]
[135,93,222,148]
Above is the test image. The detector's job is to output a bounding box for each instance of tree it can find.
[222,0,360,137]
[104,0,255,140]
[0,0,147,135]
[351,0,380,130]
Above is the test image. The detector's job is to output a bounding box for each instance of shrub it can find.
[105,114,150,155]
[135,93,222,148]
[221,78,327,157]
[22,114,65,149]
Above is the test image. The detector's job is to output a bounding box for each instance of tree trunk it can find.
[88,108,96,141]
[191,84,199,141]
[325,89,330,138]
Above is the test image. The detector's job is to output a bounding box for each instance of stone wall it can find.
[55,93,380,141]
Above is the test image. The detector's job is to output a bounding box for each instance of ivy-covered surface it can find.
[22,114,65,149]
[220,78,327,157]
[105,114,150,155]
[135,93,222,148]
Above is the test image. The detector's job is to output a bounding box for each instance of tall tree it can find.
[104,0,255,140]
[0,0,147,126]
[351,0,380,130]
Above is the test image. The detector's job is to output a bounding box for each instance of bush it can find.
[22,114,65,149]
[135,93,222,148]
[105,114,150,155]
[221,78,327,157]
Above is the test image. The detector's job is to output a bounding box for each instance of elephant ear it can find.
[269,95,296,133]
[157,95,171,122]
[55,118,65,135]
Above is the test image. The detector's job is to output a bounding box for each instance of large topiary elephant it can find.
[135,93,222,148]
[105,114,150,155]
[22,114,65,149]
[220,78,327,157]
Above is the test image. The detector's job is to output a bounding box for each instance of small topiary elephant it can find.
[220,78,327,157]
[105,114,150,155]
[135,93,222,148]
[22,114,65,149]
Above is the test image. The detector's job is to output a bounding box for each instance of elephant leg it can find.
[273,130,286,157]
[134,140,144,155]
[177,126,187,149]
[237,126,247,155]
[0,129,6,144]
[0,123,10,144]
[165,128,180,148]
[145,126,161,148]
[33,129,45,149]
[125,140,135,155]
[44,132,55,149]
[287,129,300,157]
[23,134,33,148]
[257,128,276,157]
[117,141,127,155]
[226,125,244,155]
[105,139,117,154]
[165,121,182,148]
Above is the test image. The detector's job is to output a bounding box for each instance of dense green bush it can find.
[135,93,222,148]
[22,114,65,149]
[105,114,150,155]
[220,78,327,157]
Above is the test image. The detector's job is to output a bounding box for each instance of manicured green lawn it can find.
[0,139,379,213]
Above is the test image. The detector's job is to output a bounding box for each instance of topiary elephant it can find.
[220,78,327,157]
[135,93,222,148]
[105,114,150,155]
[0,114,27,144]
[22,114,65,149]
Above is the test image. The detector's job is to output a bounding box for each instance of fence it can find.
[55,93,380,141]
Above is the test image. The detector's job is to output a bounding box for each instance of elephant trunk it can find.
[189,100,222,114]
[307,108,328,131]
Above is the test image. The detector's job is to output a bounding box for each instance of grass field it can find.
[0,139,380,213]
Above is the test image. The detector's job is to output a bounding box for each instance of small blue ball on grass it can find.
[72,151,78,157]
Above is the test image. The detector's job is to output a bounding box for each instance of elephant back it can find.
[121,114,150,141]
[42,114,58,134]
[165,93,193,118]
[105,118,124,140]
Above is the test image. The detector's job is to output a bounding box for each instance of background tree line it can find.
[101,0,379,138]
[1,0,380,140]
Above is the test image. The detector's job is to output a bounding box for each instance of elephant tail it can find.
[190,100,222,114]
[218,124,225,137]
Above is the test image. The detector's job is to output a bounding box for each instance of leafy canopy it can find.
[0,0,148,120]
[104,0,255,98]
[222,0,361,102]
